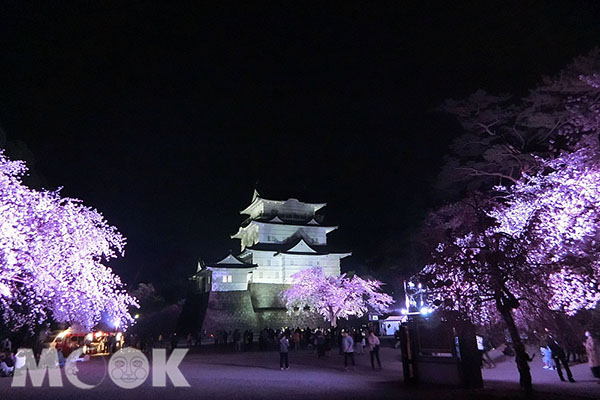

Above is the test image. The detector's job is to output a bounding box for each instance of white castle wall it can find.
[210,268,253,292]
[248,250,341,284]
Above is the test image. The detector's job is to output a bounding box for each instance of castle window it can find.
[222,275,232,283]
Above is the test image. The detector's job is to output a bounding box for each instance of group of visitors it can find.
[521,328,600,384]
[204,324,387,371]
[212,329,254,350]
[476,327,600,387]
[276,328,383,372]
[541,328,600,383]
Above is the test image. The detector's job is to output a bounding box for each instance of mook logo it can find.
[11,347,190,389]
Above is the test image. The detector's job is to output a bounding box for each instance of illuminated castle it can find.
[191,191,351,332]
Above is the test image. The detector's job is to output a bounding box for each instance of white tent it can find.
[379,315,406,336]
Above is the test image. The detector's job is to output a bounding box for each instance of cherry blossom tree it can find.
[420,141,600,391]
[419,50,600,392]
[282,267,394,327]
[0,150,137,331]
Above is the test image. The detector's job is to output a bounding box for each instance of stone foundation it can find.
[201,284,329,334]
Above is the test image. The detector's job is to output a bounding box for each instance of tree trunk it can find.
[329,306,337,327]
[496,298,532,396]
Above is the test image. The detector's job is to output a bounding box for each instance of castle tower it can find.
[196,191,351,332]
[207,190,350,291]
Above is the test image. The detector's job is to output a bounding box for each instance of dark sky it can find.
[1,2,599,297]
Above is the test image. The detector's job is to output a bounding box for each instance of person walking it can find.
[279,333,290,370]
[367,331,382,370]
[342,331,355,371]
[583,331,600,379]
[547,331,575,382]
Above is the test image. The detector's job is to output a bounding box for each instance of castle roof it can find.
[205,253,257,269]
[241,214,325,227]
[245,236,351,257]
[240,191,326,216]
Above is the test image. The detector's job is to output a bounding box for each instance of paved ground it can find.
[482,347,599,399]
[0,346,598,399]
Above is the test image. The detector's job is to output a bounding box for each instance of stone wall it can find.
[202,290,258,334]
[201,283,329,334]
[249,282,289,309]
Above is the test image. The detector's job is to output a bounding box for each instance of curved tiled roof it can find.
[246,236,349,256]
[205,253,257,269]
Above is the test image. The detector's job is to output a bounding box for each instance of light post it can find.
[400,280,431,316]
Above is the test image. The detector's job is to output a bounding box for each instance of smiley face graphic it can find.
[108,348,149,389]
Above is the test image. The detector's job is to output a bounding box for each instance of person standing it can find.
[360,333,366,355]
[367,331,382,370]
[515,342,534,395]
[541,346,554,370]
[293,329,301,351]
[233,329,242,352]
[1,337,11,353]
[394,329,402,349]
[279,333,290,370]
[342,331,355,371]
[547,331,575,382]
[583,331,600,379]
[316,330,326,358]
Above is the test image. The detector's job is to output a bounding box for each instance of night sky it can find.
[1,3,599,298]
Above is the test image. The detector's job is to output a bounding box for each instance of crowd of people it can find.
[538,329,600,382]
[206,325,385,371]
[480,327,600,384]
[2,322,599,383]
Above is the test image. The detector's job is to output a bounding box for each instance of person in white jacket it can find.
[367,331,382,370]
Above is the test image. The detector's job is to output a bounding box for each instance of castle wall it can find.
[202,290,258,333]
[249,283,288,309]
[255,223,328,245]
[209,268,253,291]
[201,284,330,334]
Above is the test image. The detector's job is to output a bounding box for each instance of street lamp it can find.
[403,280,431,316]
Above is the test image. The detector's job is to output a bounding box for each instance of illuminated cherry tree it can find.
[419,50,600,392]
[0,150,137,331]
[490,137,600,314]
[419,141,600,392]
[282,267,394,327]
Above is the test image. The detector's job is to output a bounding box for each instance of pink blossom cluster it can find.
[0,150,137,330]
[419,52,600,325]
[282,267,394,326]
